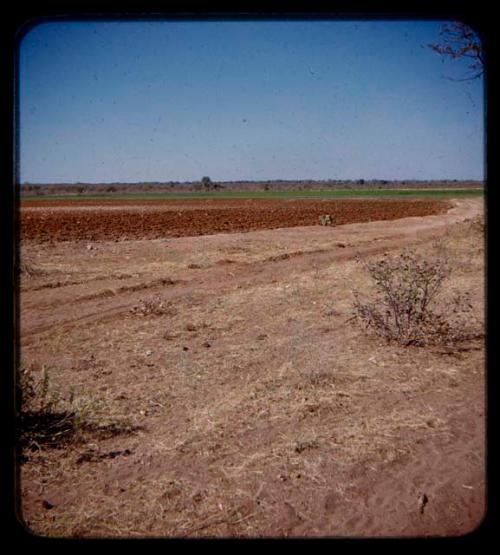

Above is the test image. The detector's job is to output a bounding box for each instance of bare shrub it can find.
[353,249,480,346]
[129,295,176,317]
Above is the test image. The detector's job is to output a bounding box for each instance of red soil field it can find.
[20,198,450,242]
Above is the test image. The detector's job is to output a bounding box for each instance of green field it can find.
[21,188,484,201]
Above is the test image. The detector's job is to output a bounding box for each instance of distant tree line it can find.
[20,178,483,197]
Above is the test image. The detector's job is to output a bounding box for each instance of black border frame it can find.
[2,1,495,546]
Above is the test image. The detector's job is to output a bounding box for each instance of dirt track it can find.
[18,197,485,538]
[20,198,450,242]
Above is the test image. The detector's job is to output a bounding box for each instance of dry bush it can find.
[353,249,480,346]
[129,295,176,317]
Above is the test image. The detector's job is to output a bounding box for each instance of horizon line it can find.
[20,178,485,186]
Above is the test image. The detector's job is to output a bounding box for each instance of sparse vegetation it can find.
[19,257,47,278]
[17,363,136,457]
[18,195,484,537]
[319,214,333,225]
[353,248,481,346]
[129,295,176,317]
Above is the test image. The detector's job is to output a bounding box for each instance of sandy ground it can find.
[18,197,485,538]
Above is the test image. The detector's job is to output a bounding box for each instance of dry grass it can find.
[19,258,48,278]
[17,361,140,464]
[18,208,485,537]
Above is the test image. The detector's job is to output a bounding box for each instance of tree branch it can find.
[428,21,483,81]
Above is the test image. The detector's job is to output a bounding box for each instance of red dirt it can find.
[20,198,450,242]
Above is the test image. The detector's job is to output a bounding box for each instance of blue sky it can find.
[18,19,484,183]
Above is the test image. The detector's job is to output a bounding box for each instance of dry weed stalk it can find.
[17,363,136,455]
[19,259,47,278]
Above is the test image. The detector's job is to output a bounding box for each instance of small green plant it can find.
[17,363,136,455]
[17,364,76,451]
[353,249,478,346]
[319,214,333,226]
[19,364,61,414]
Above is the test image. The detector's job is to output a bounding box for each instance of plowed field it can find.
[20,198,450,242]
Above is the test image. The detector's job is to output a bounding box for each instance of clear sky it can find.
[18,19,485,183]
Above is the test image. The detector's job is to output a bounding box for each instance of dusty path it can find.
[18,198,486,538]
